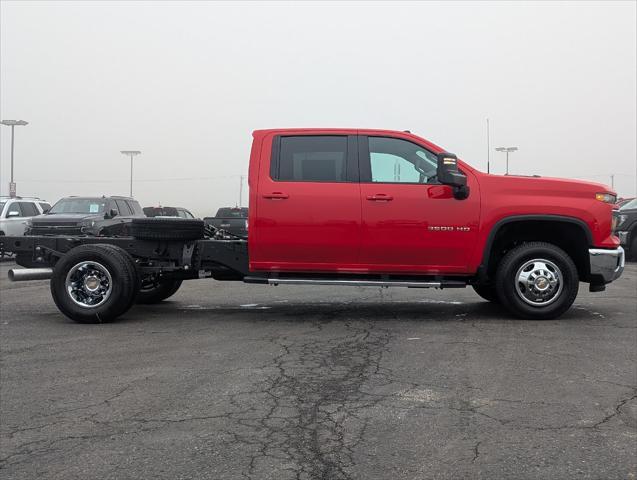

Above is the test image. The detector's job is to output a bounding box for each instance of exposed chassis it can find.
[1,235,249,281]
[1,235,469,288]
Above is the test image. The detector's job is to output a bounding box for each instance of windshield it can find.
[620,198,637,211]
[50,198,108,214]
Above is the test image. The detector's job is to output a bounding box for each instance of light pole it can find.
[1,119,29,197]
[495,146,518,175]
[120,151,141,197]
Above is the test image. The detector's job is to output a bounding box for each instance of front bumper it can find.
[589,247,625,283]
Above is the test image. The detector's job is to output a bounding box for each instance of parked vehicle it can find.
[143,206,196,218]
[203,207,248,238]
[3,128,624,323]
[0,196,51,237]
[614,197,637,260]
[615,197,635,210]
[27,196,145,236]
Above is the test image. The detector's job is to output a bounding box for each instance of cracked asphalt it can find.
[1,261,636,479]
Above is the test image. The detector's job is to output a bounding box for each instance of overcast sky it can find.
[1,1,635,215]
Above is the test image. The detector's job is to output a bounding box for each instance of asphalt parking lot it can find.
[0,261,636,480]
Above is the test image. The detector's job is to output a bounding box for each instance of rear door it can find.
[251,133,361,272]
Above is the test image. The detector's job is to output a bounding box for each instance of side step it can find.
[243,277,466,289]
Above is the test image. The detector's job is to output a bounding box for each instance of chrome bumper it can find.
[589,247,625,283]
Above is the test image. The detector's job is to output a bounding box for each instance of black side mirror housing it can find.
[105,208,118,219]
[437,152,469,199]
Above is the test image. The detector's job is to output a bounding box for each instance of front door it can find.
[251,134,362,272]
[358,135,480,274]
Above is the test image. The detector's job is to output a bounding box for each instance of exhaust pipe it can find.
[8,268,53,282]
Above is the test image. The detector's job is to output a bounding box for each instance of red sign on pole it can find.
[9,182,16,198]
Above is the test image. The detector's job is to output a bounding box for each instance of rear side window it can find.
[18,202,39,216]
[115,200,132,215]
[127,201,144,216]
[272,136,348,182]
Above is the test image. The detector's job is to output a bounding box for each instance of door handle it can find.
[366,194,393,201]
[262,192,289,200]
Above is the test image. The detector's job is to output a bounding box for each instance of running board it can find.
[243,277,466,289]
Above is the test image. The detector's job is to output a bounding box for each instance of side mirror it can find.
[7,210,20,218]
[105,208,118,219]
[437,152,469,200]
[41,207,50,214]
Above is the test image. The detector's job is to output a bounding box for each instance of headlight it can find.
[80,220,96,232]
[595,192,617,204]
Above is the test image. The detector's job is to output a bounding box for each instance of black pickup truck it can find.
[203,207,248,238]
[27,196,145,236]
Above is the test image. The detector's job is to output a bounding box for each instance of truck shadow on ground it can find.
[123,300,611,326]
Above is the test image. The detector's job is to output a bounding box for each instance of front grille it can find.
[30,226,83,236]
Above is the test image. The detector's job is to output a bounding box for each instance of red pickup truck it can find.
[3,128,625,323]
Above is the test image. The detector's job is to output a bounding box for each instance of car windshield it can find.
[620,198,637,211]
[49,198,108,214]
[216,208,247,218]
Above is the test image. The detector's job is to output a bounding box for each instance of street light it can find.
[495,146,518,175]
[120,150,141,197]
[1,119,29,197]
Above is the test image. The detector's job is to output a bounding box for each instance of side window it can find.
[115,200,132,215]
[272,136,348,182]
[6,203,23,217]
[127,201,143,216]
[185,211,195,219]
[20,202,39,216]
[364,136,439,184]
[176,209,187,218]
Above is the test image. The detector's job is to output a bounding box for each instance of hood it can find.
[481,173,613,197]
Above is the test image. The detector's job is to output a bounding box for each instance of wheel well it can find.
[483,220,590,281]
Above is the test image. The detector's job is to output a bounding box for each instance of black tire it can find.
[495,242,579,320]
[472,283,500,303]
[50,244,138,323]
[99,244,141,312]
[136,279,183,304]
[628,233,637,261]
[131,217,204,241]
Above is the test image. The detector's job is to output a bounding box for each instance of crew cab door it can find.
[358,135,480,274]
[251,134,361,271]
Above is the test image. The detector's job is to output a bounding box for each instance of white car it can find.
[0,196,51,237]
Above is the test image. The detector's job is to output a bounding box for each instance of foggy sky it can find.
[1,1,636,216]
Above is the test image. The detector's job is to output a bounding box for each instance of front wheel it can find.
[472,283,500,303]
[495,242,579,320]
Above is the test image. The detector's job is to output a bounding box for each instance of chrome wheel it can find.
[65,261,113,308]
[515,258,563,307]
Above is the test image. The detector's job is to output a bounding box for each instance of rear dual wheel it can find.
[50,244,138,324]
[136,278,183,304]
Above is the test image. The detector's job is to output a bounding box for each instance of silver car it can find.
[0,196,51,237]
